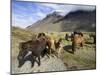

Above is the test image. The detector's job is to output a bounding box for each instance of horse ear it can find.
[43,33,45,36]
[24,51,32,58]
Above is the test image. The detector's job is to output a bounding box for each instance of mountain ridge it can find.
[26,10,96,32]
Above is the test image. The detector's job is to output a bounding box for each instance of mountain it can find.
[26,10,96,32]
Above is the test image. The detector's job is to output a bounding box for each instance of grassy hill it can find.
[11,26,35,58]
[12,26,34,41]
[11,27,96,72]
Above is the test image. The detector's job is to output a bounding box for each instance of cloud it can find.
[41,3,96,15]
[12,13,36,28]
[12,1,53,28]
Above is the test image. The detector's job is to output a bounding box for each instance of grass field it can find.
[11,26,96,72]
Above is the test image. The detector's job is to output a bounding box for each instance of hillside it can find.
[26,10,96,32]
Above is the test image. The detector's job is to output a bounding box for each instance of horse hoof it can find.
[31,64,34,68]
[38,63,41,66]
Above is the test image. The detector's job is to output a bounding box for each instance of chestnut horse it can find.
[54,38,63,57]
[37,33,55,55]
[71,32,84,53]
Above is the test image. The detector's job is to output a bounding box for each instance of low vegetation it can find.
[11,26,96,71]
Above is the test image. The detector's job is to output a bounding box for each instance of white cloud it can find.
[74,5,96,11]
[36,11,46,18]
[40,3,95,15]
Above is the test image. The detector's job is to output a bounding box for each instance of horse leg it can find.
[46,42,51,55]
[31,60,34,67]
[30,56,35,68]
[46,54,50,58]
[56,48,59,58]
[72,42,75,54]
[80,42,83,47]
[58,47,62,58]
[25,54,36,68]
[38,56,41,66]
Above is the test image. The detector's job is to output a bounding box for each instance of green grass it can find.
[62,43,96,70]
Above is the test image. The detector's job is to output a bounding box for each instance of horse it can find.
[17,37,49,68]
[71,32,84,53]
[37,33,55,55]
[54,38,63,57]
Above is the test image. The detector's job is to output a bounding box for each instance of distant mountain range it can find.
[26,10,96,32]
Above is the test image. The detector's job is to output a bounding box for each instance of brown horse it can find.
[37,33,55,55]
[72,33,84,53]
[17,37,49,68]
[54,38,63,57]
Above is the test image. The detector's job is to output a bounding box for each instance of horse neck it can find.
[37,37,47,43]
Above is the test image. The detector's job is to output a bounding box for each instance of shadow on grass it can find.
[63,45,74,54]
[85,41,93,44]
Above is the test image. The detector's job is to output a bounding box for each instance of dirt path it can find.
[12,55,67,74]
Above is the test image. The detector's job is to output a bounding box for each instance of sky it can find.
[12,0,96,28]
